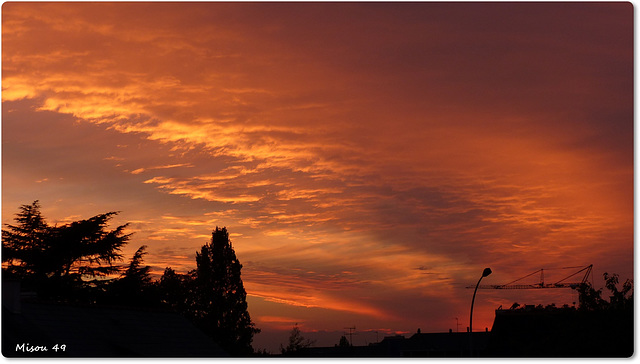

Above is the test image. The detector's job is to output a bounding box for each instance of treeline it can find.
[2,201,259,356]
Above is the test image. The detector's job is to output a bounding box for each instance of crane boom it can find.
[467,264,592,290]
[474,283,583,289]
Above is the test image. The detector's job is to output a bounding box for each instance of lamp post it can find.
[469,267,491,357]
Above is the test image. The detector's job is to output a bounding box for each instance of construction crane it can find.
[466,264,593,290]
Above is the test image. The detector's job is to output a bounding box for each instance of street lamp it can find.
[470,268,492,333]
[469,267,491,356]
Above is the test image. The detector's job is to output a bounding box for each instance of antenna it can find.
[343,326,356,346]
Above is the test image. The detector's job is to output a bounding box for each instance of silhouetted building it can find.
[296,331,490,357]
[289,304,633,358]
[2,281,227,357]
[487,306,633,357]
[402,331,490,357]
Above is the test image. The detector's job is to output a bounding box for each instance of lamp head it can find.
[482,268,492,277]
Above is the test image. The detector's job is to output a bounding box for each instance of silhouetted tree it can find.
[4,203,264,356]
[2,201,130,301]
[157,267,196,314]
[603,272,633,310]
[281,323,315,355]
[191,227,260,355]
[338,335,350,347]
[576,282,606,311]
[107,245,156,306]
[577,272,633,311]
[123,246,152,285]
[2,201,49,278]
[252,348,272,356]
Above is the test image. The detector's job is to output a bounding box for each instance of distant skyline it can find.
[2,2,633,352]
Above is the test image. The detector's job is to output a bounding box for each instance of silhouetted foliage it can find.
[2,202,266,356]
[2,201,130,301]
[338,335,351,348]
[576,283,607,311]
[157,267,195,312]
[603,272,633,310]
[2,201,49,275]
[107,245,158,307]
[281,323,315,355]
[190,227,260,355]
[147,228,263,355]
[492,272,633,357]
[123,245,152,285]
[253,348,272,356]
[577,272,633,311]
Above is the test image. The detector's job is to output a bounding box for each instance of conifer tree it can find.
[122,245,152,286]
[2,201,50,280]
[108,245,155,306]
[2,201,130,300]
[192,227,260,355]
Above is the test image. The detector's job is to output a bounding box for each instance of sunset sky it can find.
[2,2,633,352]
